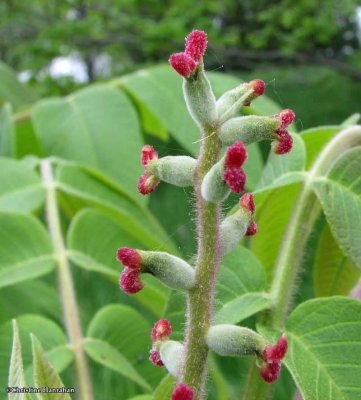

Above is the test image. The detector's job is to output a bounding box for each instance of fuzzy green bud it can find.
[183,64,217,130]
[148,156,196,187]
[141,251,195,291]
[207,325,267,357]
[218,115,280,145]
[220,207,252,254]
[201,161,229,203]
[159,340,184,378]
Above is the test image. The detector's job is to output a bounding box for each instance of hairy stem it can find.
[182,130,222,399]
[243,125,361,398]
[41,159,94,400]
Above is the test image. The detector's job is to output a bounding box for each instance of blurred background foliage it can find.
[0,0,361,128]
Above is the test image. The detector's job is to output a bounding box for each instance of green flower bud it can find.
[220,208,251,255]
[201,162,230,203]
[183,65,217,130]
[207,325,267,357]
[148,156,196,187]
[159,340,184,378]
[141,251,196,291]
[218,115,280,145]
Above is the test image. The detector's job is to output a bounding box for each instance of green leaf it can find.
[215,246,271,324]
[87,304,165,388]
[13,116,43,159]
[0,212,55,289]
[32,85,143,198]
[0,62,38,109]
[340,113,360,128]
[127,396,152,400]
[285,297,361,400]
[152,374,176,400]
[84,338,152,392]
[8,321,31,400]
[0,158,44,213]
[67,208,169,316]
[0,315,72,391]
[31,335,72,400]
[313,222,360,297]
[256,133,306,192]
[57,162,175,253]
[312,147,361,269]
[0,103,14,156]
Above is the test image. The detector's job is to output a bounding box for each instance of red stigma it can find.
[250,79,265,96]
[169,52,197,77]
[246,220,258,236]
[223,168,246,194]
[151,319,172,342]
[224,141,247,169]
[149,350,164,367]
[119,268,143,294]
[259,361,281,383]
[185,30,208,62]
[172,383,195,400]
[116,247,141,269]
[138,172,160,195]
[141,144,158,167]
[274,129,293,154]
[277,109,295,128]
[240,193,255,215]
[264,335,288,363]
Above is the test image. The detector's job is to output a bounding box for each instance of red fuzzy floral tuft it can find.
[223,168,246,194]
[264,335,288,363]
[274,128,293,155]
[172,383,195,400]
[259,361,281,383]
[151,319,172,342]
[116,247,141,269]
[277,109,295,128]
[240,193,255,215]
[119,268,143,294]
[250,79,265,96]
[224,141,247,169]
[138,172,160,195]
[141,144,158,167]
[185,30,208,62]
[149,349,164,367]
[169,52,197,77]
[246,220,258,236]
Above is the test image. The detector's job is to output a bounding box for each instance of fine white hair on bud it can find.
[159,340,184,378]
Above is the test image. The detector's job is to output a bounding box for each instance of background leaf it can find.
[285,297,361,400]
[0,212,55,289]
[0,103,14,156]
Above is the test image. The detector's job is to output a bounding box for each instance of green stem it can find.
[243,125,361,398]
[181,130,222,399]
[41,159,94,400]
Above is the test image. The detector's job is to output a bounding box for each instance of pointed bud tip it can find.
[246,220,258,236]
[141,144,158,167]
[223,168,246,194]
[277,109,295,128]
[240,193,255,215]
[274,129,293,154]
[149,349,164,367]
[172,383,195,400]
[151,319,172,342]
[224,141,248,169]
[119,268,143,294]
[169,52,197,77]
[185,30,208,62]
[259,361,281,383]
[116,247,141,269]
[138,173,160,195]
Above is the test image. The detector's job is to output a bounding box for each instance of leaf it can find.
[215,246,271,324]
[0,158,44,213]
[340,113,360,128]
[67,208,169,316]
[285,297,361,400]
[57,162,175,253]
[256,133,306,192]
[313,222,360,297]
[13,116,43,159]
[0,62,38,109]
[312,147,361,269]
[7,321,31,400]
[83,338,152,392]
[0,212,56,289]
[0,315,73,391]
[86,304,165,388]
[31,335,72,400]
[32,85,143,198]
[0,103,14,156]
[152,374,176,400]
[127,396,152,400]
